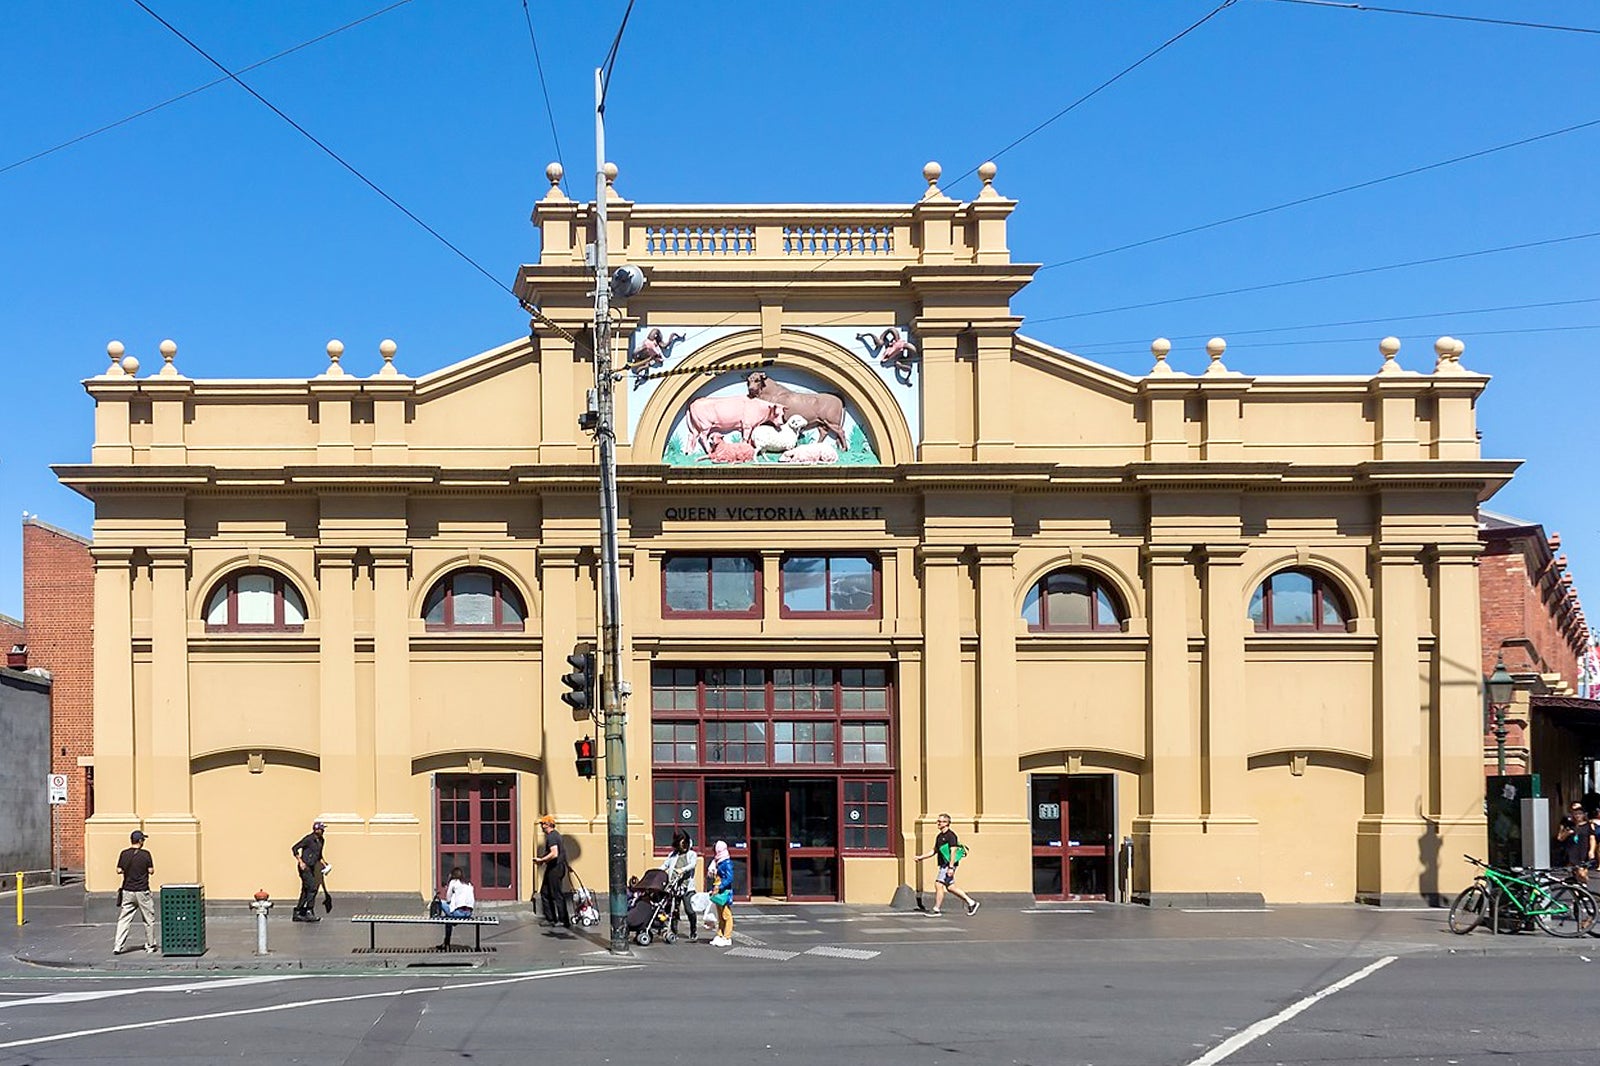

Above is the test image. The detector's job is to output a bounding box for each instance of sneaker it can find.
[709,936,732,946]
[144,945,159,954]
[966,900,980,916]
[929,909,942,916]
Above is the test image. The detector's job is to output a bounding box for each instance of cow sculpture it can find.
[685,396,785,455]
[744,373,848,449]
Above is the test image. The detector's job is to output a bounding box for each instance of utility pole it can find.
[591,65,631,955]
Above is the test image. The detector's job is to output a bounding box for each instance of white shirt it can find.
[445,878,476,911]
[662,848,698,882]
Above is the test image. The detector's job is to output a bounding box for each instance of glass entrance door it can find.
[435,774,517,900]
[702,777,840,900]
[1030,773,1114,900]
[704,779,750,897]
[785,778,838,900]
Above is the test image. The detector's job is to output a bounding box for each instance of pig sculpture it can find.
[685,396,785,455]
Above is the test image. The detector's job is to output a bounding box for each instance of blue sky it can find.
[2,1,1597,618]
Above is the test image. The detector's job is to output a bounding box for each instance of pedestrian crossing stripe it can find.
[726,947,801,961]
[803,946,880,960]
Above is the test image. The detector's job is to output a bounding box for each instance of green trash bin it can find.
[159,884,206,956]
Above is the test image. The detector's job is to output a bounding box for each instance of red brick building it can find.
[1478,509,1598,805]
[14,517,94,871]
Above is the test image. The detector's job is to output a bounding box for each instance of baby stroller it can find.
[625,867,692,945]
[570,869,601,928]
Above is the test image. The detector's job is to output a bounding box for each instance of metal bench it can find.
[349,913,500,953]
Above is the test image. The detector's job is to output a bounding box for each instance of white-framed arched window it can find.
[203,569,308,632]
[422,568,527,631]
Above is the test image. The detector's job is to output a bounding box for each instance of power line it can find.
[598,0,637,110]
[129,0,573,341]
[1058,296,1600,353]
[1040,115,1600,270]
[1,0,414,178]
[521,0,568,196]
[944,0,1238,190]
[1031,229,1600,323]
[678,1,1237,349]
[1259,0,1600,36]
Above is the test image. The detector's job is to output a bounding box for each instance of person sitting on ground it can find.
[438,866,475,948]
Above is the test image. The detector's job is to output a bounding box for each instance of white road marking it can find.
[803,946,880,960]
[1184,955,1397,1066]
[784,929,824,935]
[731,932,768,946]
[1179,909,1272,914]
[0,975,306,1010]
[0,965,638,1052]
[1021,908,1094,914]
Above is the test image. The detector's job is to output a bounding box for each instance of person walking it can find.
[1558,803,1595,886]
[663,829,700,941]
[534,815,571,927]
[438,866,476,949]
[707,839,736,947]
[113,830,158,955]
[914,813,979,916]
[291,821,327,922]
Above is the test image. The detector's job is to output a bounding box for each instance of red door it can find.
[1030,774,1113,900]
[436,774,518,900]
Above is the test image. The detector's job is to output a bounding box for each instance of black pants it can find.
[295,865,319,914]
[670,893,697,938]
[540,865,570,926]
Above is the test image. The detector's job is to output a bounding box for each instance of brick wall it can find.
[1480,536,1584,687]
[0,614,23,648]
[21,518,93,871]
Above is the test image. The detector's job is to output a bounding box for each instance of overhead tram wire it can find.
[1,0,414,178]
[1040,115,1600,270]
[676,0,1241,351]
[1057,296,1600,355]
[129,0,573,342]
[1030,229,1600,323]
[1258,0,1600,36]
[521,0,568,197]
[597,0,637,109]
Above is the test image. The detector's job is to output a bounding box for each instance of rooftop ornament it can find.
[1149,337,1175,375]
[1203,336,1230,375]
[977,160,1001,199]
[921,161,950,202]
[1378,336,1402,374]
[1433,335,1466,374]
[544,162,567,202]
[158,339,181,377]
[375,338,400,377]
[105,340,126,377]
[121,351,141,376]
[322,339,347,377]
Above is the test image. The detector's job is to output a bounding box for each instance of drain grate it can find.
[351,946,496,954]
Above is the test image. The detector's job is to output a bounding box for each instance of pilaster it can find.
[1430,542,1488,900]
[85,547,137,893]
[974,545,1028,886]
[1357,543,1429,904]
[973,325,1018,462]
[1369,377,1425,461]
[316,546,362,822]
[914,322,962,463]
[89,376,136,464]
[538,322,582,463]
[918,545,971,822]
[1140,377,1194,462]
[1198,377,1252,462]
[539,546,593,829]
[1199,542,1261,903]
[144,378,193,465]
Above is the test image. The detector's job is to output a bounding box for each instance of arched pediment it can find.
[629,329,915,467]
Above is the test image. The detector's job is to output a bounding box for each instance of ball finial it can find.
[159,339,176,358]
[1449,337,1465,358]
[546,161,563,187]
[379,339,397,361]
[923,161,942,186]
[1379,336,1400,357]
[1206,337,1226,359]
[977,161,997,185]
[1149,337,1173,375]
[121,354,141,375]
[1434,336,1454,357]
[327,339,344,359]
[107,340,126,376]
[602,161,618,185]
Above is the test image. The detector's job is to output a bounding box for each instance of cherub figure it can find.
[628,328,686,385]
[856,327,919,385]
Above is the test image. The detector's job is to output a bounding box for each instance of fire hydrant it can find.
[249,890,272,955]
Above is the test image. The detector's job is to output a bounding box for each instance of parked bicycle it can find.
[1448,855,1597,938]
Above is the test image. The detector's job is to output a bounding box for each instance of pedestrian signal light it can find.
[574,735,597,779]
[561,649,595,718]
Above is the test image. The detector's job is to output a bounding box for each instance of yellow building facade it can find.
[62,163,1515,908]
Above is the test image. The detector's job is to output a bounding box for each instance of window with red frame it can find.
[422,569,527,631]
[1249,569,1349,632]
[1022,568,1125,632]
[780,554,879,617]
[203,569,307,632]
[662,555,760,617]
[842,779,892,852]
[652,777,700,850]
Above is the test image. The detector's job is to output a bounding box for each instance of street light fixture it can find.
[1487,654,1515,775]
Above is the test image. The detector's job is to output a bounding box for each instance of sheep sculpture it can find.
[749,414,809,456]
[779,440,839,464]
[703,432,756,463]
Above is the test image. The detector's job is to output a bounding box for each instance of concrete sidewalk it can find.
[4,884,1595,974]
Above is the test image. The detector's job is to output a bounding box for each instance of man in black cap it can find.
[113,830,157,954]
[291,821,327,922]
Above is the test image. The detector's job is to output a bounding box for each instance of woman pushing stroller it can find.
[662,830,700,942]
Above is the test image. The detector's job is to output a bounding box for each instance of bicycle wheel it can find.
[1534,883,1598,938]
[1448,883,1489,934]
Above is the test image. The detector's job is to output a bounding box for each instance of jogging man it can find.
[914,813,979,916]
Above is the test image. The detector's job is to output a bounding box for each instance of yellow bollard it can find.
[14,872,22,927]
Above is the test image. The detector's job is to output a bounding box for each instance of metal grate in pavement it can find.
[803,946,880,960]
[351,946,495,954]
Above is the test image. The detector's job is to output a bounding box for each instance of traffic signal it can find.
[561,649,595,718]
[574,735,597,779]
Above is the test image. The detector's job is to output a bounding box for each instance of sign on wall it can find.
[47,773,68,805]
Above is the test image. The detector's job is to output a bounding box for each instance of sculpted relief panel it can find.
[661,368,880,466]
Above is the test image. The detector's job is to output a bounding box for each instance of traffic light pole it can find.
[592,67,631,956]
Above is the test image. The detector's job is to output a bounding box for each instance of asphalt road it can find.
[0,926,1591,1065]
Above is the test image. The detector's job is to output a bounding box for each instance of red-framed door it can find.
[1030,773,1114,900]
[435,773,518,900]
[784,778,839,901]
[700,776,841,901]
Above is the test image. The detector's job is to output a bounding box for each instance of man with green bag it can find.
[914,813,979,916]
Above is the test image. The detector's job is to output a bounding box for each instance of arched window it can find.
[1249,569,1349,632]
[422,569,527,631]
[1022,568,1126,632]
[203,569,307,632]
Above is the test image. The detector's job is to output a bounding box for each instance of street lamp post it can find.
[1487,654,1515,776]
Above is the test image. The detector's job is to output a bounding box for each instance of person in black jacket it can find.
[533,815,571,927]
[113,830,158,954]
[291,821,327,922]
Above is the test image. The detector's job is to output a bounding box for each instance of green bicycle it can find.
[1448,855,1597,938]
